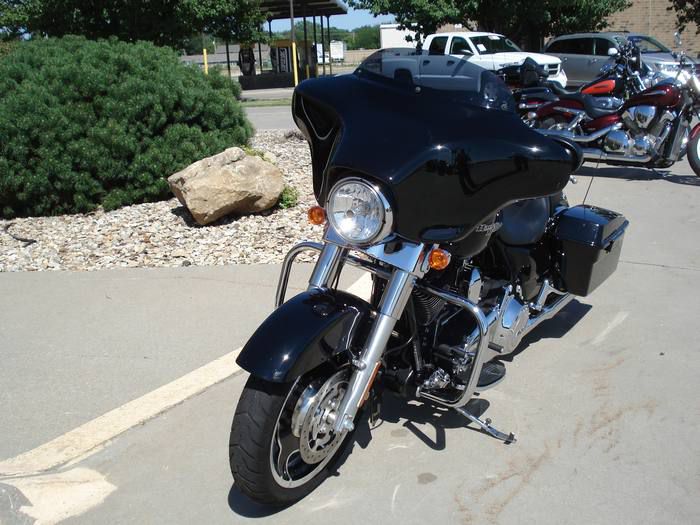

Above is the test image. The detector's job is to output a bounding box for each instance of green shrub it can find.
[0,36,252,218]
[0,40,17,60]
[278,186,299,209]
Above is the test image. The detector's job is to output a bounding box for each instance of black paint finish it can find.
[292,52,579,245]
[236,289,373,383]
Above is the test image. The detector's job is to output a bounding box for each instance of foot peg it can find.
[454,406,516,444]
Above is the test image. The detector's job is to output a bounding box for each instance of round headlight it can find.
[327,179,392,245]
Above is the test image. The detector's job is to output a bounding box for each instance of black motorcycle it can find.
[229,49,629,505]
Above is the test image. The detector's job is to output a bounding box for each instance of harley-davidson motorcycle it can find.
[532,52,700,176]
[229,49,629,505]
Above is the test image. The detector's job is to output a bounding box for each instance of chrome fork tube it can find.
[332,269,416,432]
[308,243,347,291]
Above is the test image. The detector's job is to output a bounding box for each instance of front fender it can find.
[236,288,373,383]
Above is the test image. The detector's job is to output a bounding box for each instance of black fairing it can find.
[236,289,372,382]
[293,51,579,244]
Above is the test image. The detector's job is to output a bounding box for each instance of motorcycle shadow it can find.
[578,165,700,186]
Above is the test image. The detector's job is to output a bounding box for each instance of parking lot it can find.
[1,158,699,524]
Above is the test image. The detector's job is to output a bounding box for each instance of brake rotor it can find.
[293,369,349,464]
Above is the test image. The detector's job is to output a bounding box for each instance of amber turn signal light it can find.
[308,206,326,225]
[428,248,451,271]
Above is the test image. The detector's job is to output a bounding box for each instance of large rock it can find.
[167,147,284,226]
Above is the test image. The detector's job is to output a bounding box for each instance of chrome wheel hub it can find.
[294,371,348,464]
[269,368,350,488]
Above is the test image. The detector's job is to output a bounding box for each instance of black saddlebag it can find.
[554,205,629,296]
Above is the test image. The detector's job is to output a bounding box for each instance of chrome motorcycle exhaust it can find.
[539,124,621,143]
[582,148,652,163]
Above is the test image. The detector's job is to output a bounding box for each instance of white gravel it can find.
[0,130,323,272]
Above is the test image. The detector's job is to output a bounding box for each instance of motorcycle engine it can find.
[605,106,675,158]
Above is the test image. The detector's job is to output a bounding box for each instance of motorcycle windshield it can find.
[292,49,577,244]
[356,48,516,112]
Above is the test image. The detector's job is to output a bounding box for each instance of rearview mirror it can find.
[607,48,618,56]
[674,31,682,47]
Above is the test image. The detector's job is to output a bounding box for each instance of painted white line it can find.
[7,467,116,525]
[592,311,629,346]
[0,348,243,478]
[0,272,369,480]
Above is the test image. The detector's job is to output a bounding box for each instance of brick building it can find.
[605,0,700,56]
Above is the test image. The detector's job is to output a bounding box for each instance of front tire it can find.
[687,132,700,176]
[230,369,351,505]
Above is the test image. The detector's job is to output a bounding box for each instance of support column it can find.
[289,0,299,85]
[302,2,309,79]
[312,13,318,77]
[320,14,326,76]
[327,16,333,75]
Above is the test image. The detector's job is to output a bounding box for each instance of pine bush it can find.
[0,36,252,218]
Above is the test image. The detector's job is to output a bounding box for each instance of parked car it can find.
[423,32,568,87]
[544,32,686,86]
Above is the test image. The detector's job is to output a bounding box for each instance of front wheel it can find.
[229,368,351,505]
[687,132,700,176]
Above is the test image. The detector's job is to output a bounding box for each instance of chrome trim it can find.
[333,268,418,432]
[467,267,482,303]
[530,279,565,312]
[415,285,492,408]
[454,406,516,444]
[325,177,394,246]
[582,148,651,163]
[308,243,347,291]
[538,123,622,143]
[325,228,429,276]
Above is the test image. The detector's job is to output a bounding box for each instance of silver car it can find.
[544,32,684,86]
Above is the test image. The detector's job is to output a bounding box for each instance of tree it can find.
[208,0,267,45]
[669,0,700,34]
[352,25,380,49]
[0,0,267,49]
[348,0,461,43]
[350,0,630,49]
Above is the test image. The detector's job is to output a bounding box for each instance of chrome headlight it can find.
[326,178,393,245]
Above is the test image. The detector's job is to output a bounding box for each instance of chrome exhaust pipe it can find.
[538,123,621,143]
[521,292,573,339]
[582,148,652,164]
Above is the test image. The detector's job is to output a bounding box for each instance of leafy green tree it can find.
[352,25,380,49]
[669,0,700,34]
[209,0,267,45]
[350,0,630,48]
[0,0,267,48]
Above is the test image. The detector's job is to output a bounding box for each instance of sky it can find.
[269,7,395,32]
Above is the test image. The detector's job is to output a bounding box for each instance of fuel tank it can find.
[623,80,682,110]
[293,51,578,244]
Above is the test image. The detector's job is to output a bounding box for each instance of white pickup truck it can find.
[423,32,568,87]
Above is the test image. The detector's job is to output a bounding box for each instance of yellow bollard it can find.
[291,41,299,86]
[305,64,310,79]
[203,48,209,75]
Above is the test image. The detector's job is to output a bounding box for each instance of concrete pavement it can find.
[244,106,294,130]
[1,159,700,524]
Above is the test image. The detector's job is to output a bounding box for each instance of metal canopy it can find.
[261,0,348,19]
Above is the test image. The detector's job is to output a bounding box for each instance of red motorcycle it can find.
[532,55,700,176]
[510,44,650,118]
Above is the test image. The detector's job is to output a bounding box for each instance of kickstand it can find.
[454,406,516,444]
